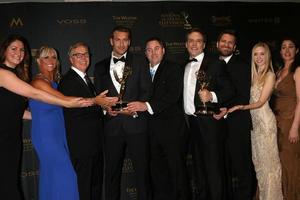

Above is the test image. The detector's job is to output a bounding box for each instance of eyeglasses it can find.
[72,52,90,59]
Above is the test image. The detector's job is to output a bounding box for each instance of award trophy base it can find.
[111,102,138,118]
[111,101,128,111]
[194,103,220,116]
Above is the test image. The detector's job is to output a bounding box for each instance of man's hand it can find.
[94,90,118,107]
[127,101,147,112]
[213,107,227,120]
[105,106,118,116]
[198,89,212,103]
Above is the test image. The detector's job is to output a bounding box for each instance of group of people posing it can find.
[0,25,299,200]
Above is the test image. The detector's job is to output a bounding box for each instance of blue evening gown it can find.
[29,82,79,200]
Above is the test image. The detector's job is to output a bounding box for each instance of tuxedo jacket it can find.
[192,54,235,108]
[94,53,151,136]
[58,68,103,158]
[224,55,252,129]
[148,59,185,135]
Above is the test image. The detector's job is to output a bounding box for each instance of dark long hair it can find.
[0,34,31,82]
[280,37,300,73]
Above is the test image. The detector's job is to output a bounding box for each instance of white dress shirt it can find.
[183,53,218,115]
[221,54,233,64]
[184,53,204,115]
[71,66,87,84]
[145,63,160,115]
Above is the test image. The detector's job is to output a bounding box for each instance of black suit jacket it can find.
[224,55,252,129]
[58,68,103,158]
[149,59,184,118]
[193,54,235,108]
[94,53,151,136]
[148,59,185,134]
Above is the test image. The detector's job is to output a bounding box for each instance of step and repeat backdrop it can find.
[1,2,299,200]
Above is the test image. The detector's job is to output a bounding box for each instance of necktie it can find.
[113,56,126,64]
[150,68,155,80]
[84,74,96,96]
[188,58,198,63]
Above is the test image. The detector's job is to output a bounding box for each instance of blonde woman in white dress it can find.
[228,42,283,200]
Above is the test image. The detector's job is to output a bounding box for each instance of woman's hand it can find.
[289,126,299,144]
[228,105,244,113]
[67,97,94,108]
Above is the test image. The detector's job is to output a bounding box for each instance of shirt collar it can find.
[71,66,86,79]
[150,63,160,71]
[111,52,127,59]
[191,52,204,62]
[222,54,233,64]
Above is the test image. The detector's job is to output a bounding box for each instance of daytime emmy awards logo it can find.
[181,11,192,30]
[159,11,192,29]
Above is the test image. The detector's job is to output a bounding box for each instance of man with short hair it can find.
[59,42,109,200]
[183,28,234,200]
[127,37,189,200]
[216,30,254,200]
[94,26,151,200]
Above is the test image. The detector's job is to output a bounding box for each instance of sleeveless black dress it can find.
[0,64,27,199]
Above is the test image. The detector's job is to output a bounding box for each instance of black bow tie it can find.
[188,58,198,63]
[113,56,126,64]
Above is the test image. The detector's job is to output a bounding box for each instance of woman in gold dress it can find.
[229,42,283,200]
[273,38,300,200]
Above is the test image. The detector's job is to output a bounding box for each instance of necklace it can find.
[36,73,53,83]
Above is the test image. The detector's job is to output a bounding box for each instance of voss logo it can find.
[57,19,87,25]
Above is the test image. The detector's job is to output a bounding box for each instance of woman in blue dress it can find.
[29,46,80,200]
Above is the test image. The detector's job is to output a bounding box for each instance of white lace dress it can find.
[250,83,283,200]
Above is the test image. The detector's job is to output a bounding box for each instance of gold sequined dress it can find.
[273,73,300,200]
[250,83,283,200]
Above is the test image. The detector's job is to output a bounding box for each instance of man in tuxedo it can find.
[93,26,151,200]
[127,37,189,200]
[183,28,234,200]
[59,42,107,200]
[216,30,254,200]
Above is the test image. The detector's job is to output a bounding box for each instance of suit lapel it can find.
[70,69,93,95]
[104,57,119,96]
[200,54,209,72]
[122,53,134,100]
[152,60,164,88]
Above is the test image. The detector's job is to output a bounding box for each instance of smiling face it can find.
[253,46,267,71]
[37,48,58,76]
[145,40,165,67]
[186,31,205,58]
[69,45,90,73]
[4,39,25,68]
[217,33,236,57]
[280,39,299,63]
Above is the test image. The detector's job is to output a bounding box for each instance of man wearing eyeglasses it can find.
[59,42,108,200]
[94,26,151,200]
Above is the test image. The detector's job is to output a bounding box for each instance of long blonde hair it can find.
[251,42,274,85]
[36,46,61,82]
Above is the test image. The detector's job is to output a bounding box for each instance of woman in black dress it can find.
[0,35,95,199]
